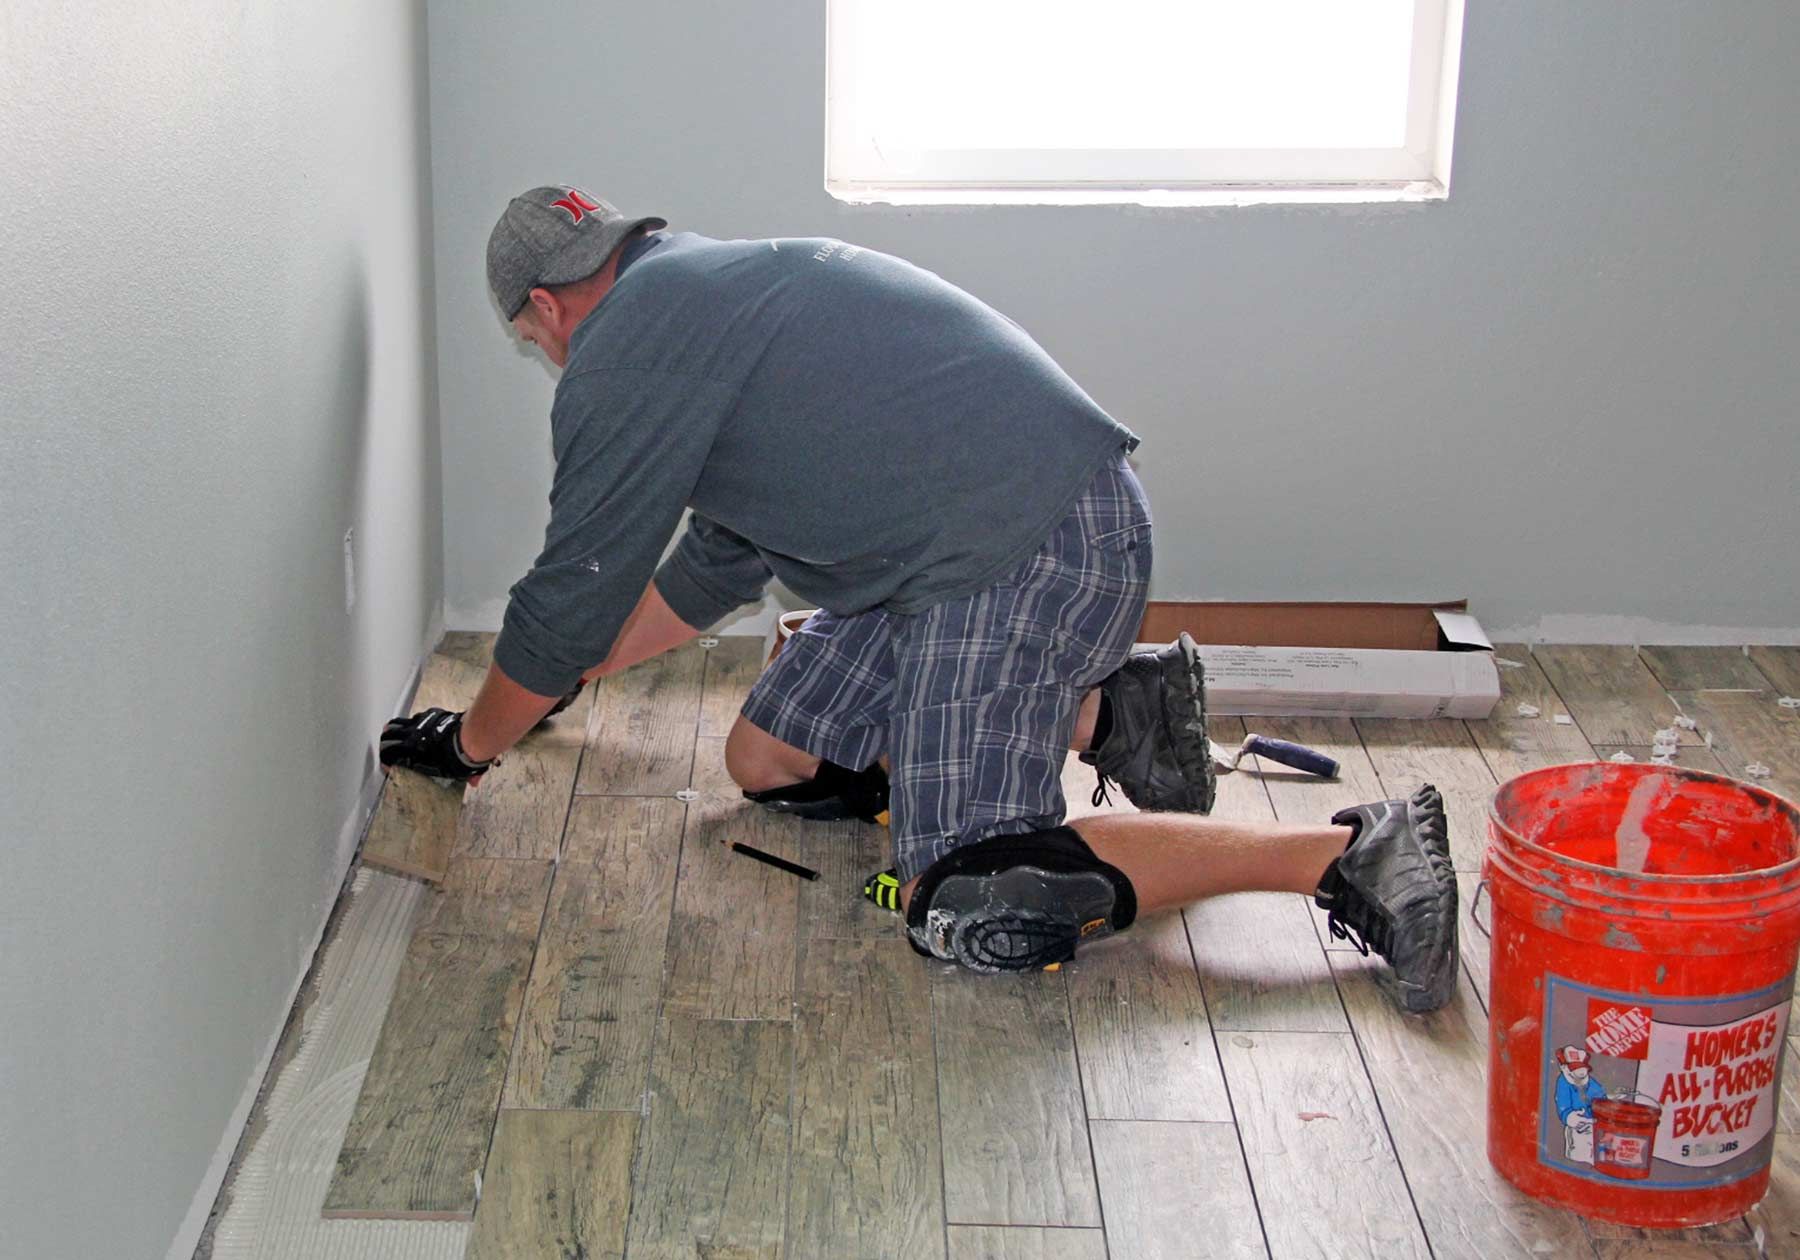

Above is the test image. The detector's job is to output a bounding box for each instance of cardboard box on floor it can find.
[1139,600,1501,720]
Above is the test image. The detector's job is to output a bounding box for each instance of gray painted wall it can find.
[428,1,1797,642]
[0,4,441,1257]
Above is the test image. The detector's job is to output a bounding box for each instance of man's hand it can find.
[379,708,496,784]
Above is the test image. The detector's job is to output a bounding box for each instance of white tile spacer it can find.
[698,636,720,648]
[1553,714,1575,726]
[1779,696,1800,710]
[1743,763,1773,779]
[675,788,700,802]
[1672,715,1699,730]
[1515,702,1541,718]
[1495,657,1526,669]
[1608,751,1636,764]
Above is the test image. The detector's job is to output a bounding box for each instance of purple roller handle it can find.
[1242,734,1340,779]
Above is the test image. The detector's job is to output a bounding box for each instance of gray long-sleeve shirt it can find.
[492,232,1138,697]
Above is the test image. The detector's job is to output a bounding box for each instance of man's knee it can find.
[723,716,817,792]
[903,826,1138,972]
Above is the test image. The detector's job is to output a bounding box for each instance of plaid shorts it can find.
[740,452,1152,882]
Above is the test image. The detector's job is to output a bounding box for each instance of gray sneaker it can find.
[1081,632,1216,813]
[1316,784,1458,1013]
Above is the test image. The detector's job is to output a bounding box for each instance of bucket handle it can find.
[1469,878,1492,939]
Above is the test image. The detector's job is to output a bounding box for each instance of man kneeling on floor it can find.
[378,185,1459,1013]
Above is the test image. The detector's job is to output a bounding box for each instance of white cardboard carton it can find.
[1149,609,1501,720]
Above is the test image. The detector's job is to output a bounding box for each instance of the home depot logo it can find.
[1587,998,1652,1060]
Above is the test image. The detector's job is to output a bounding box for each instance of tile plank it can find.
[1745,1132,1800,1260]
[1457,870,1503,1014]
[1252,716,1389,825]
[1780,1037,1800,1135]
[360,770,465,884]
[699,634,767,738]
[626,1017,792,1260]
[947,1227,1108,1260]
[1639,646,1769,692]
[1671,691,1800,802]
[1184,718,1346,1033]
[793,817,894,942]
[661,740,800,1021]
[1589,1242,1754,1259]
[1091,1119,1265,1259]
[1066,912,1233,1122]
[1533,646,1698,746]
[1248,715,1396,953]
[1588,744,1729,773]
[934,968,1101,1227]
[1585,1214,1751,1249]
[465,1109,636,1260]
[1354,717,1497,872]
[439,632,593,860]
[502,796,684,1111]
[1218,1029,1430,1260]
[1187,891,1346,1034]
[1332,953,1595,1259]
[788,937,944,1260]
[577,643,705,795]
[1467,646,1599,783]
[360,645,487,882]
[1748,646,1800,698]
[325,857,555,1219]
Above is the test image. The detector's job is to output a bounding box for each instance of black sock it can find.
[1088,693,1115,751]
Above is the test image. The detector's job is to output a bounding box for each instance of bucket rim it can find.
[1488,761,1800,887]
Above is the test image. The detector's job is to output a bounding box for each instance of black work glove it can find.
[540,679,586,723]
[379,708,495,782]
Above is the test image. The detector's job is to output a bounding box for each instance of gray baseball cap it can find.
[486,186,667,319]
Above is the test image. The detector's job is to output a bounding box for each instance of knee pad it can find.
[904,827,1137,973]
[743,760,889,825]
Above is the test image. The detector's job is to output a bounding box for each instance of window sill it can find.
[825,179,1448,208]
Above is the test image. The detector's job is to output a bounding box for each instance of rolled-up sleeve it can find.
[493,368,733,697]
[653,514,773,631]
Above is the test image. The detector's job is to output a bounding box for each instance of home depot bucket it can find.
[1484,762,1800,1228]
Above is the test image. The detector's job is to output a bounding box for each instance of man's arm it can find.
[461,584,704,761]
[458,661,562,763]
[584,581,703,680]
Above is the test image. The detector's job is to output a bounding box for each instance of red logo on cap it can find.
[551,189,601,224]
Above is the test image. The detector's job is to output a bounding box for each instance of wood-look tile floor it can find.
[199,639,1800,1260]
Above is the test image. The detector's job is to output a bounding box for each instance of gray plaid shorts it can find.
[740,452,1152,882]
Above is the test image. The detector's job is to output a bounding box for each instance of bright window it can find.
[826,0,1464,205]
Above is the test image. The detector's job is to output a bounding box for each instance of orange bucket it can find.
[1590,1096,1662,1180]
[1484,762,1800,1228]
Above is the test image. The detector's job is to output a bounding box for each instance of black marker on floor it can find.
[729,841,820,881]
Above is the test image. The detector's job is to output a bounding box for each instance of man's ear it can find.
[527,287,560,327]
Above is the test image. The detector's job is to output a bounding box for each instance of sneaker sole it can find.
[1156,632,1216,814]
[1397,785,1458,1014]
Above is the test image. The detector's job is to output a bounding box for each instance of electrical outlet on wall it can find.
[343,528,356,613]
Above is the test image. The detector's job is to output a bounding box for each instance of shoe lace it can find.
[1325,897,1394,960]
[1091,771,1116,809]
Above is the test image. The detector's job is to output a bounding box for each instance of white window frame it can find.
[826,0,1464,206]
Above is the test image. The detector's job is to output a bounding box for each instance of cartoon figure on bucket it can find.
[1554,1044,1608,1163]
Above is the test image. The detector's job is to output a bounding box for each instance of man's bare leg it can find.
[724,715,821,791]
[726,689,1103,792]
[899,812,1350,915]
